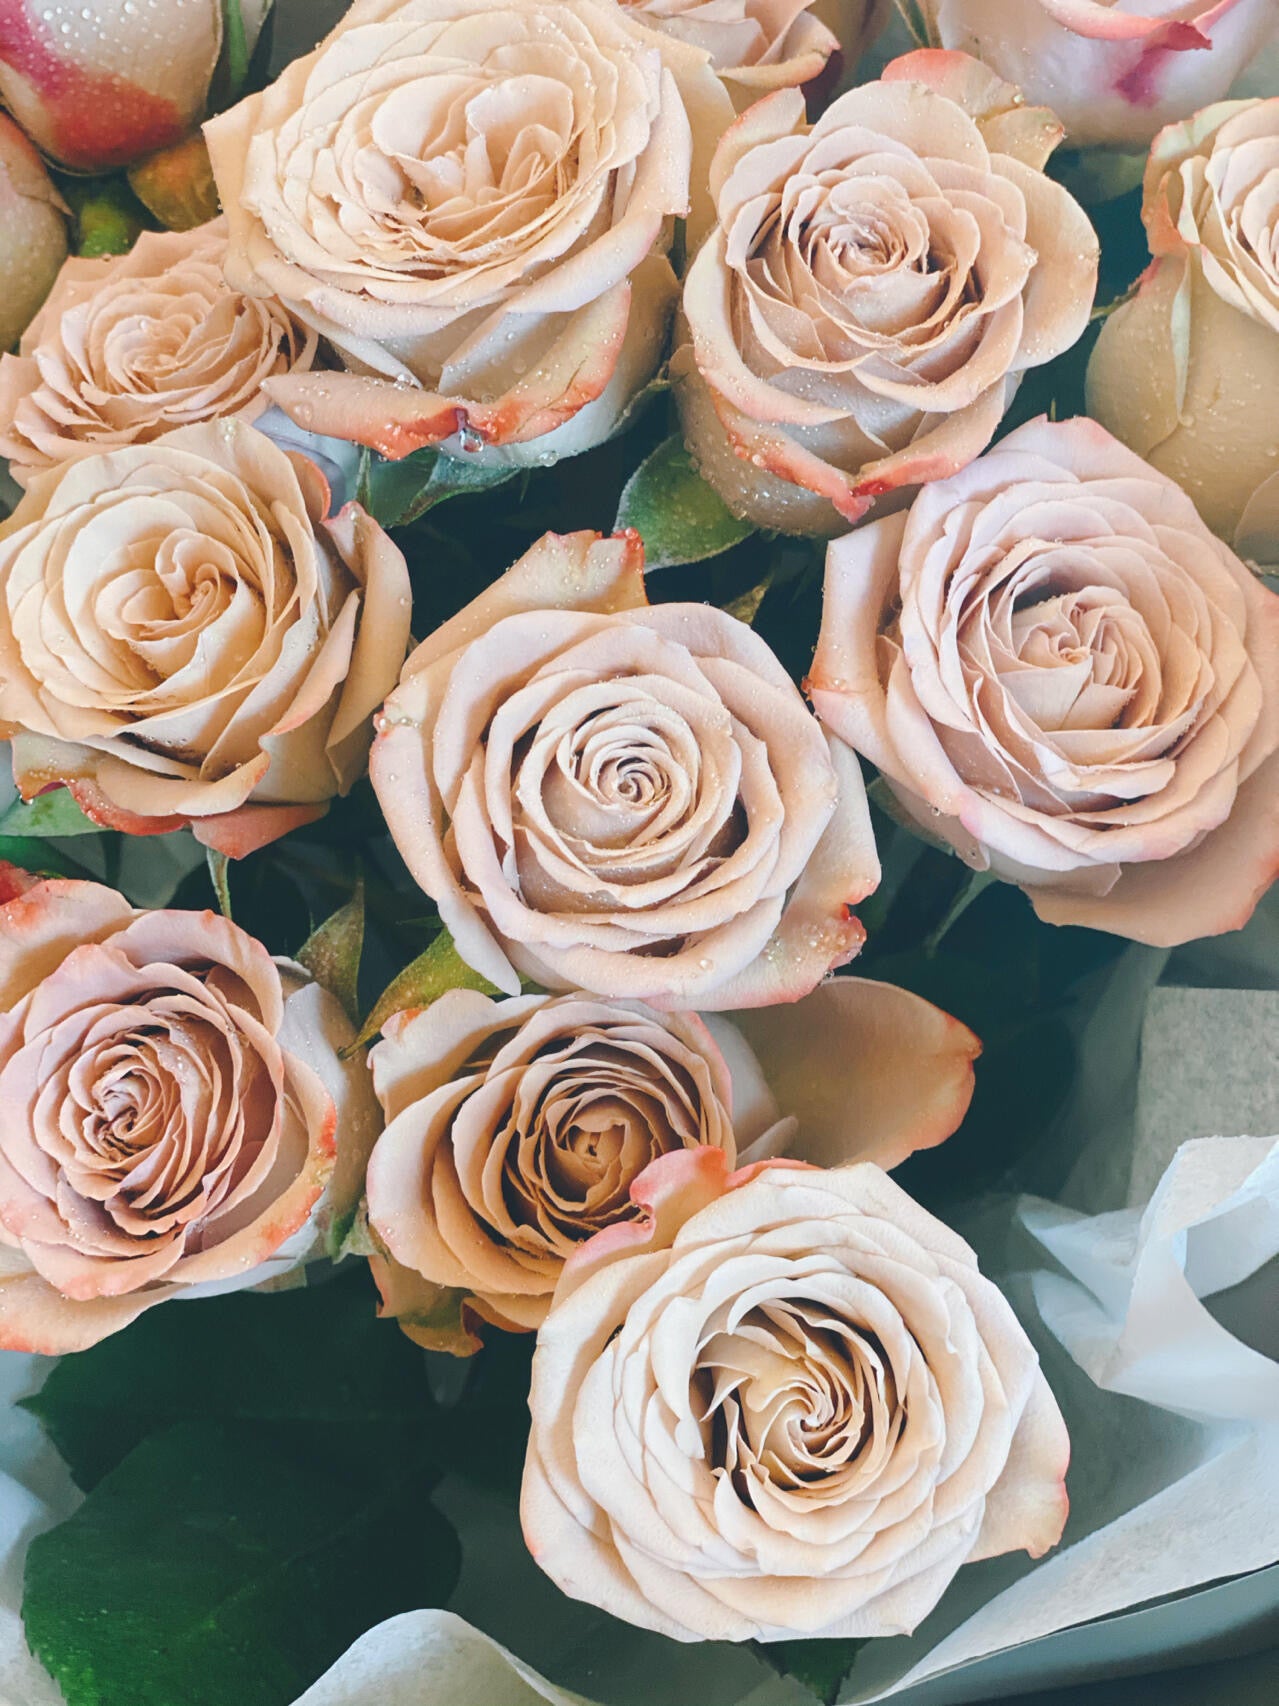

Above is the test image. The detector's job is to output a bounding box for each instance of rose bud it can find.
[0,219,320,486]
[522,1148,1069,1640]
[0,419,411,859]
[204,0,734,467]
[674,50,1098,536]
[809,417,1279,947]
[911,0,1276,151]
[1087,98,1279,570]
[364,983,979,1344]
[0,114,68,354]
[0,869,379,1353]
[0,0,271,173]
[371,528,881,1011]
[617,0,887,111]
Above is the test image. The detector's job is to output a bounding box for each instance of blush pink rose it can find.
[0,0,271,172]
[0,219,320,486]
[1087,98,1279,571]
[809,417,1279,947]
[371,528,881,1011]
[0,419,410,860]
[913,0,1276,149]
[0,113,67,355]
[0,869,379,1353]
[364,980,978,1344]
[204,0,733,467]
[674,50,1098,535]
[522,1147,1069,1641]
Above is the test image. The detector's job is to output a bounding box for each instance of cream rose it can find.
[0,419,410,859]
[619,0,886,109]
[372,528,880,1010]
[809,417,1279,947]
[204,0,733,466]
[1087,98,1279,571]
[364,980,978,1342]
[0,0,271,172]
[913,0,1277,150]
[0,869,379,1354]
[674,50,1098,536]
[0,219,320,487]
[0,114,68,356]
[522,1147,1069,1641]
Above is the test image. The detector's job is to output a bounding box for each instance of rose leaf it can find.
[761,1638,867,1705]
[616,432,756,570]
[20,1268,436,1490]
[298,879,365,1022]
[357,445,521,529]
[22,1421,459,1706]
[343,928,506,1056]
[0,790,103,838]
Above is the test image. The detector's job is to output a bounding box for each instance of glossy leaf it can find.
[615,433,755,570]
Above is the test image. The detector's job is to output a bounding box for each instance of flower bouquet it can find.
[0,3,1275,1704]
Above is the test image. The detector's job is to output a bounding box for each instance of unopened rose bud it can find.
[0,113,67,351]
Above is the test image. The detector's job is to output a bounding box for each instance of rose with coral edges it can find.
[1087,98,1279,571]
[674,50,1098,536]
[371,528,879,1010]
[0,218,320,487]
[620,0,886,111]
[0,0,271,172]
[522,1147,1068,1641]
[0,113,67,355]
[0,866,380,1353]
[364,980,978,1346]
[913,0,1277,151]
[0,419,410,859]
[809,417,1279,947]
[204,0,733,466]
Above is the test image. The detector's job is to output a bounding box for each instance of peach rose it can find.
[371,529,880,1010]
[0,219,320,487]
[0,0,271,172]
[204,0,733,465]
[0,113,67,355]
[619,0,886,109]
[809,417,1279,947]
[364,980,978,1342]
[674,51,1098,536]
[1087,98,1279,571]
[0,419,410,859]
[0,869,380,1353]
[522,1148,1069,1641]
[914,0,1277,150]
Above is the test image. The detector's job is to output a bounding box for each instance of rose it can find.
[522,1147,1069,1641]
[674,51,1098,536]
[618,0,886,110]
[1087,98,1279,570]
[371,528,880,1010]
[808,416,1279,947]
[0,419,410,859]
[365,979,979,1344]
[913,1,1276,151]
[0,219,320,487]
[204,0,734,466]
[0,869,380,1353]
[0,0,271,172]
[0,114,68,355]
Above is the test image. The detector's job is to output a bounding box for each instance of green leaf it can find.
[764,1639,865,1705]
[23,1421,459,1706]
[206,847,233,919]
[0,791,102,838]
[358,444,520,529]
[55,174,149,259]
[615,433,755,570]
[343,928,504,1056]
[222,0,250,98]
[21,1270,436,1491]
[298,881,365,1022]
